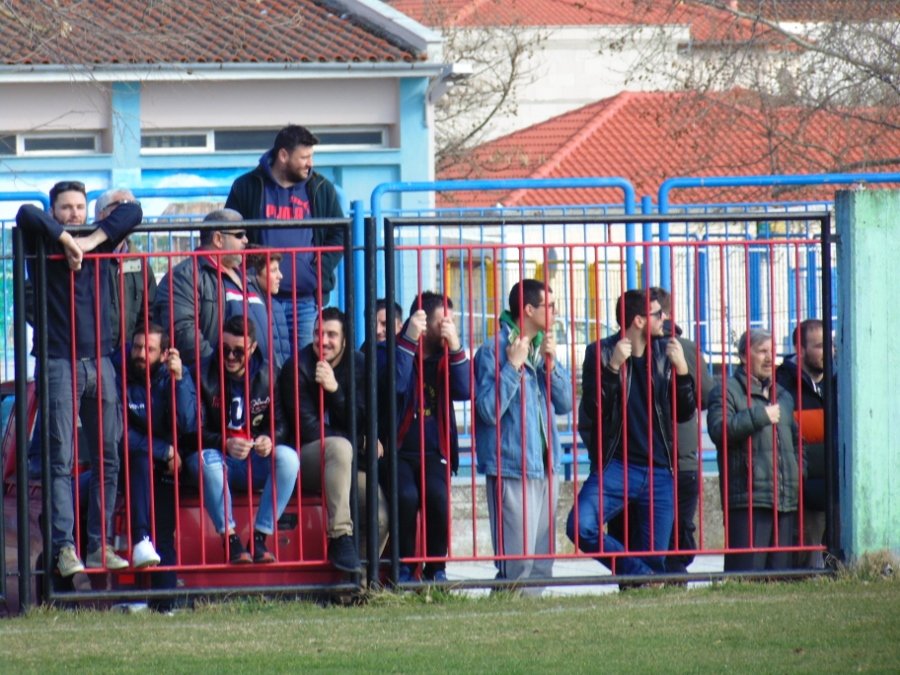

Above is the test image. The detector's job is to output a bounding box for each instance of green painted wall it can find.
[835,189,900,559]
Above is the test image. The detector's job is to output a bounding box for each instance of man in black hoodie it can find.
[17,181,142,577]
[225,124,344,352]
[775,319,832,568]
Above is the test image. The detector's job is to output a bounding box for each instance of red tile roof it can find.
[734,0,900,22]
[437,90,900,205]
[386,0,788,44]
[0,0,422,66]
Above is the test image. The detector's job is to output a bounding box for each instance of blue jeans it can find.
[276,295,317,354]
[45,356,121,554]
[567,459,674,575]
[185,445,300,535]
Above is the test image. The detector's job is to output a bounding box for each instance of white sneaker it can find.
[132,536,162,568]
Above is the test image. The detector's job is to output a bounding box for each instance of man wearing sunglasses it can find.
[225,124,344,353]
[185,315,300,564]
[154,209,248,369]
[568,288,696,580]
[17,180,143,577]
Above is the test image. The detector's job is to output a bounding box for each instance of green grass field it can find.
[1,573,897,673]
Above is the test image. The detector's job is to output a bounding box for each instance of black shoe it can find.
[251,531,276,564]
[225,534,252,564]
[328,535,360,572]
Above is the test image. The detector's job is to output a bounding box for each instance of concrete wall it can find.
[835,189,900,558]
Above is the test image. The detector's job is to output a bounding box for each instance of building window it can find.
[0,135,15,155]
[0,133,99,156]
[141,132,211,153]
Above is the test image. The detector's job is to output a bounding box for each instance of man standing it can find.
[154,209,247,368]
[185,315,300,564]
[775,319,831,568]
[279,307,388,573]
[568,289,695,577]
[378,292,470,583]
[17,181,142,576]
[118,323,197,607]
[709,329,800,572]
[225,124,345,351]
[474,279,572,591]
[99,188,157,354]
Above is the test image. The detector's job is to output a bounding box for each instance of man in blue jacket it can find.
[119,322,197,606]
[225,124,345,352]
[17,181,142,577]
[474,279,572,592]
[378,292,470,583]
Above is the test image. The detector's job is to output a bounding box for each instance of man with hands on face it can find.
[279,307,388,573]
[185,315,300,564]
[378,292,471,583]
[568,288,696,577]
[17,181,142,577]
[474,279,573,592]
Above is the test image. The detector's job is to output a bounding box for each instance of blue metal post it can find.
[641,195,654,288]
[351,200,366,347]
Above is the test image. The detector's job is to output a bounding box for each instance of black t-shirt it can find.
[613,354,669,468]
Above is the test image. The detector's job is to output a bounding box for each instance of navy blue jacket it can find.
[17,202,142,359]
[117,357,198,461]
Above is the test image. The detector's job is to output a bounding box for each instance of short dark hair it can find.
[615,288,663,329]
[131,322,169,352]
[222,314,256,342]
[315,306,347,338]
[410,291,452,321]
[376,298,403,317]
[649,286,671,313]
[49,180,86,207]
[508,279,549,320]
[273,124,319,155]
[792,319,823,351]
[246,249,283,273]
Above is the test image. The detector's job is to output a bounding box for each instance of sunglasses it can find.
[105,198,140,210]
[222,345,246,359]
[220,230,247,240]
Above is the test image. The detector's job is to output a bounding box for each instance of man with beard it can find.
[154,209,248,369]
[378,292,471,583]
[568,288,695,578]
[119,323,197,606]
[776,319,832,568]
[17,181,142,577]
[279,307,387,573]
[225,125,344,352]
[185,315,300,564]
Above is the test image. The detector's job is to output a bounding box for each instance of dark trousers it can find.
[383,452,449,575]
[725,507,797,572]
[127,450,177,605]
[666,471,699,573]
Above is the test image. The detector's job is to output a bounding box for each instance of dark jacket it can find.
[245,274,291,373]
[153,253,243,368]
[661,323,715,473]
[109,242,158,351]
[188,350,286,453]
[775,355,831,481]
[578,333,697,474]
[225,164,344,297]
[708,367,801,512]
[280,345,366,455]
[17,202,143,359]
[377,322,470,473]
[117,358,198,462]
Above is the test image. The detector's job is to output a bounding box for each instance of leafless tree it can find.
[610,0,900,174]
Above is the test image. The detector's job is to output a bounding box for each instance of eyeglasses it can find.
[222,346,246,360]
[220,230,247,240]
[105,199,140,211]
[534,302,557,312]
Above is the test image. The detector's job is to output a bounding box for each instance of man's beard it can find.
[129,359,162,382]
[285,167,309,184]
[804,358,825,377]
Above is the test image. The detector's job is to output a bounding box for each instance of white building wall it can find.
[0,82,110,131]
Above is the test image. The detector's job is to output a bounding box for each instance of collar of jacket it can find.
[499,310,544,370]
